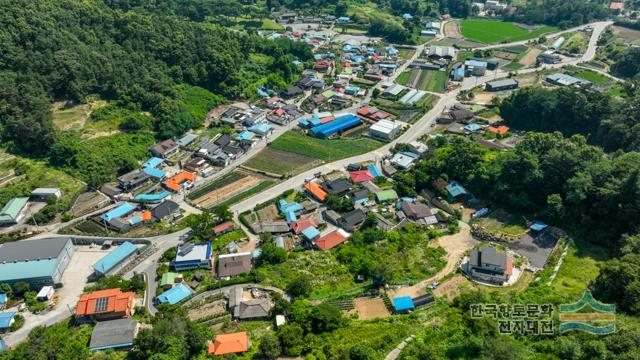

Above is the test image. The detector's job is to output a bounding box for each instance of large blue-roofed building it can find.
[101,203,136,222]
[172,242,213,271]
[134,191,171,203]
[310,114,362,138]
[0,237,74,289]
[157,283,191,304]
[93,242,138,275]
[0,312,16,330]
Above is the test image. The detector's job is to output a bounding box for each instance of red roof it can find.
[350,170,374,183]
[273,108,285,117]
[610,2,623,10]
[264,96,282,104]
[320,116,335,124]
[315,229,349,250]
[213,221,235,235]
[76,288,135,318]
[505,259,513,276]
[304,182,327,201]
[208,332,249,355]
[291,217,317,234]
[357,106,371,117]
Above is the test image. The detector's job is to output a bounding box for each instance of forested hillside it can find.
[0,0,311,157]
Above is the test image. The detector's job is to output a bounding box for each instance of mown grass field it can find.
[415,70,448,93]
[269,131,383,162]
[461,19,557,44]
[574,69,611,84]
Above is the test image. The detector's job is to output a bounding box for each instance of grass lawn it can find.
[269,131,383,163]
[503,61,524,71]
[398,47,416,61]
[574,69,611,84]
[244,147,321,177]
[551,240,610,300]
[472,208,527,237]
[460,19,557,44]
[212,229,247,250]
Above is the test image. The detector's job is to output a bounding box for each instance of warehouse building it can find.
[0,197,29,226]
[369,119,402,140]
[0,237,74,289]
[93,242,139,276]
[485,79,519,92]
[172,242,213,271]
[310,114,362,138]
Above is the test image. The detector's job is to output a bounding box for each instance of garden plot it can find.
[70,191,110,217]
[354,298,390,320]
[192,175,262,209]
[188,300,227,321]
[244,147,321,177]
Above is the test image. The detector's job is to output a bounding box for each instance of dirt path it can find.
[443,20,462,39]
[387,222,476,299]
[519,48,542,67]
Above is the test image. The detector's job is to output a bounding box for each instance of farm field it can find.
[396,70,411,85]
[217,180,275,208]
[460,19,557,44]
[187,172,244,200]
[192,174,263,209]
[354,297,391,320]
[269,131,383,163]
[573,69,611,84]
[409,69,448,93]
[244,147,322,177]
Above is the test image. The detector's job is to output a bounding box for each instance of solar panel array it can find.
[179,243,194,256]
[95,297,109,312]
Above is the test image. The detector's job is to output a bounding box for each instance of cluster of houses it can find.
[437,104,516,150]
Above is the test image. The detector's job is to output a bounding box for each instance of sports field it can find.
[269,131,383,162]
[460,19,557,44]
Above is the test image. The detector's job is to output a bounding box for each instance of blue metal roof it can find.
[157,283,191,304]
[0,293,6,304]
[392,296,415,311]
[367,164,382,178]
[0,338,6,352]
[93,242,138,275]
[143,167,166,179]
[0,312,16,329]
[143,157,164,169]
[311,114,362,138]
[101,203,135,222]
[134,191,171,202]
[301,226,320,240]
[249,123,272,135]
[128,215,142,225]
[465,60,488,67]
[402,152,420,159]
[0,260,58,283]
[464,124,482,132]
[446,181,468,198]
[454,67,465,76]
[530,221,548,232]
[285,210,297,223]
[279,200,303,213]
[236,131,255,141]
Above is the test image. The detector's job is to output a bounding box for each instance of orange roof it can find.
[315,229,349,250]
[291,217,317,234]
[164,171,197,192]
[213,221,235,234]
[505,259,513,276]
[141,210,152,221]
[488,125,509,134]
[208,332,249,355]
[320,116,335,124]
[357,106,370,117]
[304,182,327,201]
[76,288,135,317]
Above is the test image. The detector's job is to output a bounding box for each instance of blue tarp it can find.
[311,114,362,138]
[301,226,320,240]
[134,191,171,202]
[157,283,192,305]
[279,200,303,213]
[530,221,549,232]
[0,312,16,329]
[143,157,164,169]
[367,164,382,178]
[392,297,415,311]
[93,241,138,275]
[101,203,135,222]
[249,123,272,135]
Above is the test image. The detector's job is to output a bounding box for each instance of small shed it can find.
[392,296,415,312]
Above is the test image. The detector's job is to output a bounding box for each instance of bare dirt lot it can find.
[188,300,227,321]
[257,204,279,222]
[387,222,477,299]
[354,297,391,320]
[613,26,640,45]
[519,48,542,67]
[444,20,462,38]
[192,175,262,208]
[469,92,497,105]
[433,274,468,300]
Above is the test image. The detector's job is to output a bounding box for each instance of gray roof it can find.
[152,200,179,220]
[228,286,243,309]
[235,299,272,319]
[217,253,252,277]
[0,237,71,263]
[487,79,518,88]
[400,201,432,220]
[341,209,366,227]
[470,247,507,270]
[89,318,139,351]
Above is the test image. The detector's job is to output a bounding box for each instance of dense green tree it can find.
[593,253,640,315]
[308,303,343,333]
[278,323,306,356]
[214,204,233,221]
[258,333,282,359]
[257,242,288,266]
[286,274,312,297]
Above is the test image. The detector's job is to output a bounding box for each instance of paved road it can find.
[385,335,416,360]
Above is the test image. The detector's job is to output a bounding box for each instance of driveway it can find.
[506,231,559,269]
